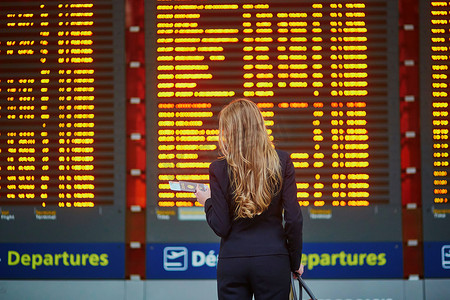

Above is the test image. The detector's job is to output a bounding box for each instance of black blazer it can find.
[204,149,303,271]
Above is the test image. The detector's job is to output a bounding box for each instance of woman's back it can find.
[206,149,302,268]
[195,98,304,299]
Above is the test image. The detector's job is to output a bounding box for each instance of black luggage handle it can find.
[291,272,318,300]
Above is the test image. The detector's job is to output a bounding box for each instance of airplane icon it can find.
[442,245,450,269]
[166,250,187,260]
[164,247,188,271]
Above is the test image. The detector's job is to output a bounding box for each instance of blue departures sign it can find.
[0,243,125,279]
[300,242,403,279]
[147,242,403,279]
[424,242,450,278]
[147,243,220,279]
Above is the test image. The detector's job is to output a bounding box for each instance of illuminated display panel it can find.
[420,2,450,279]
[148,0,397,210]
[0,1,123,208]
[420,0,450,246]
[420,1,450,208]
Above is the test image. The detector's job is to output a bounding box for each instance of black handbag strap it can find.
[293,272,318,300]
[290,273,299,300]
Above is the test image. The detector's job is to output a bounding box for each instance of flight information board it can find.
[146,0,401,243]
[420,0,450,278]
[0,1,125,208]
[420,1,450,238]
[0,0,125,247]
[420,0,450,210]
[147,0,399,206]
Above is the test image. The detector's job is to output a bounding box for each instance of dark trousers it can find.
[217,255,291,300]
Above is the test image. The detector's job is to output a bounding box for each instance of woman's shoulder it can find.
[275,149,290,162]
[209,158,229,185]
[209,157,227,171]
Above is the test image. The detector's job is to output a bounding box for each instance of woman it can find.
[195,98,304,300]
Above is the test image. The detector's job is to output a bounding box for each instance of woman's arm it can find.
[195,162,232,238]
[282,155,304,272]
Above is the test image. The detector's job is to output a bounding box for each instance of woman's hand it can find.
[293,263,305,279]
[194,185,211,206]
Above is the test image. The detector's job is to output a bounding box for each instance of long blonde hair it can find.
[218,98,282,218]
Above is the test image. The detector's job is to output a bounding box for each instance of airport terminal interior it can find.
[0,0,449,299]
